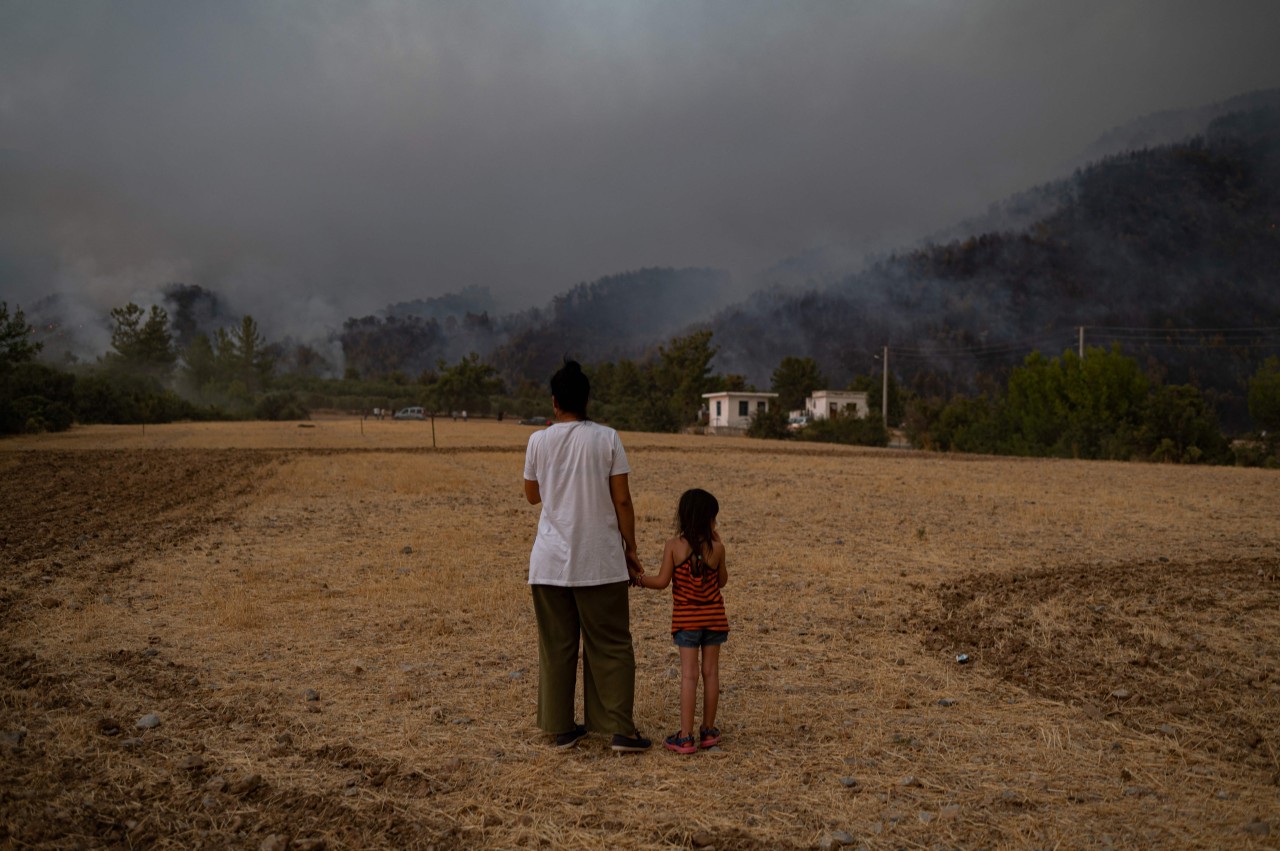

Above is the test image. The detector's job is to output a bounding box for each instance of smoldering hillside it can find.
[321,91,1280,409]
[486,98,1280,423]
[10,95,1280,427]
[707,99,1280,419]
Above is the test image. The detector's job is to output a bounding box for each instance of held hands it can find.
[626,549,645,588]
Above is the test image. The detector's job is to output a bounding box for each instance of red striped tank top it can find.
[670,547,729,633]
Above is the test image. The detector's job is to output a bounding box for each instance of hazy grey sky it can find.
[2,0,1278,334]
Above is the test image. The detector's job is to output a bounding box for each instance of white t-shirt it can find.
[524,420,631,586]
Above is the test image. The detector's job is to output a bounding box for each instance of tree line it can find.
[3,299,1278,467]
[905,347,1279,465]
[0,300,506,432]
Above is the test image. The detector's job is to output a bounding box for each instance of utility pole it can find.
[1078,326,1085,359]
[882,345,889,429]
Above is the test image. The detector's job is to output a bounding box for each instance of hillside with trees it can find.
[710,101,1280,429]
[488,267,734,390]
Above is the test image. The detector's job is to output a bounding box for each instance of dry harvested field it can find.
[2,417,1278,849]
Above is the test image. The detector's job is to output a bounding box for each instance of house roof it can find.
[809,389,868,398]
[700,391,778,399]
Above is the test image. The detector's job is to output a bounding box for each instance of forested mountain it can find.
[709,101,1280,428]
[486,267,734,389]
[333,267,733,383]
[1071,88,1280,172]
[386,285,497,323]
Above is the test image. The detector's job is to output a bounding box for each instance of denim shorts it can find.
[673,629,729,648]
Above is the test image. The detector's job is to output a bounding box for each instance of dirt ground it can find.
[1,419,1277,849]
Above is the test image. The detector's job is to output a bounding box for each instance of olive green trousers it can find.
[531,581,636,736]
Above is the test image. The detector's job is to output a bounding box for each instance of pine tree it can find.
[179,333,217,395]
[770,356,827,412]
[214,316,274,392]
[652,330,717,430]
[107,303,176,380]
[0,302,42,368]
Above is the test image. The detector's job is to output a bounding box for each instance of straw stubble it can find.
[1,420,1276,848]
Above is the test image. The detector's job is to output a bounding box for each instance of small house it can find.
[805,389,869,421]
[701,391,778,435]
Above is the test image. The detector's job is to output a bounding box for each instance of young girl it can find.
[635,488,729,753]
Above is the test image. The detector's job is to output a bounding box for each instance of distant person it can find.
[522,360,651,752]
[634,488,729,753]
[462,410,468,422]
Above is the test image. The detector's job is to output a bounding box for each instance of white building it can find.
[805,389,869,421]
[701,391,778,434]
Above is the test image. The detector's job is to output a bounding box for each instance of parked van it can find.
[394,406,426,420]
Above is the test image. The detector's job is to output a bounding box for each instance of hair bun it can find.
[550,358,590,417]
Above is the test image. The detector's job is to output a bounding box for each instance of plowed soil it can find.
[921,558,1280,763]
[1,421,1277,849]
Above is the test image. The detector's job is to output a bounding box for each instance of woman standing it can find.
[522,361,651,752]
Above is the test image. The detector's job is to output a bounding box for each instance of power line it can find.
[887,330,1075,360]
[1089,325,1280,333]
[880,325,1280,362]
[1096,338,1280,348]
[1086,325,1280,349]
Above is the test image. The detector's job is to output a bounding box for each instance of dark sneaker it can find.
[664,732,697,754]
[699,726,721,748]
[610,731,652,752]
[554,724,587,749]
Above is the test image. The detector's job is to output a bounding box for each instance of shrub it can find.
[0,362,78,434]
[1136,384,1230,464]
[903,396,946,450]
[1003,347,1148,459]
[1232,439,1280,468]
[11,397,75,433]
[796,411,888,447]
[1247,356,1280,435]
[255,391,311,421]
[74,371,197,424]
[745,405,792,439]
[0,398,21,434]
